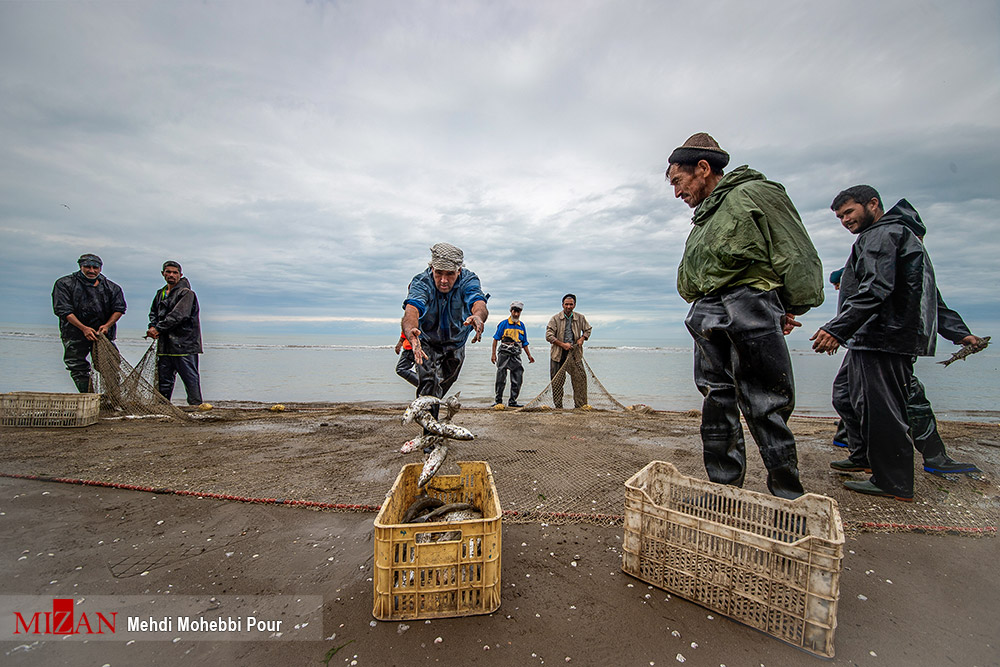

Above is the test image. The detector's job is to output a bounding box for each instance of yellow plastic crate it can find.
[373,461,501,621]
[1,392,100,427]
[622,461,843,658]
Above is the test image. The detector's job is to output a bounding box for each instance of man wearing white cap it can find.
[491,301,535,408]
[401,243,489,399]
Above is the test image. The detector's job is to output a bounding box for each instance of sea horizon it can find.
[3,323,998,423]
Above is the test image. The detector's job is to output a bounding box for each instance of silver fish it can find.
[416,412,475,440]
[410,502,474,523]
[938,336,990,367]
[437,508,483,523]
[417,442,449,488]
[400,494,445,523]
[414,506,484,542]
[400,433,442,454]
[401,395,442,425]
[442,392,462,421]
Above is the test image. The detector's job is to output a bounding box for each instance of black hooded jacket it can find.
[148,277,203,355]
[822,199,963,356]
[52,271,127,341]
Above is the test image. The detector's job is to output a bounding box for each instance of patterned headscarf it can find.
[428,243,464,271]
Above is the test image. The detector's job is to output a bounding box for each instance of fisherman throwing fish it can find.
[401,243,489,401]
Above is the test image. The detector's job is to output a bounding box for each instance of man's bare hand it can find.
[810,329,841,354]
[781,313,801,336]
[146,326,160,340]
[405,327,426,365]
[464,315,485,343]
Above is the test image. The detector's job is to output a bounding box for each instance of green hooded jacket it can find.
[676,165,824,315]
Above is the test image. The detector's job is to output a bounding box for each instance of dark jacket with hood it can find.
[823,199,964,356]
[148,277,203,355]
[52,271,127,341]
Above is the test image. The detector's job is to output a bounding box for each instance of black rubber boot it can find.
[766,465,805,500]
[922,454,981,476]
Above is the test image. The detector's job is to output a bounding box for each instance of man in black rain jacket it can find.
[827,269,982,476]
[51,253,127,392]
[147,261,204,405]
[811,186,985,501]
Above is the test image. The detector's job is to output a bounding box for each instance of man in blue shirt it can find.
[491,301,535,408]
[401,243,489,399]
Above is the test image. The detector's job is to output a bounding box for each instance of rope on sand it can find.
[1,472,995,533]
[0,472,381,512]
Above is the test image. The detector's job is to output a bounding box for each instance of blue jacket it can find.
[493,318,529,350]
[404,268,488,350]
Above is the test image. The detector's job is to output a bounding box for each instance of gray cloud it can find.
[1,0,997,343]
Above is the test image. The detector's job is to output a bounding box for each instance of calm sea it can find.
[2,324,997,422]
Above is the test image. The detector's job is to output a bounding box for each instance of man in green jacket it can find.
[666,133,824,499]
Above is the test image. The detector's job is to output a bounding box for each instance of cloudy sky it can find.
[2,0,998,345]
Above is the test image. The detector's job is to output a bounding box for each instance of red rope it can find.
[0,472,382,512]
[1,472,995,533]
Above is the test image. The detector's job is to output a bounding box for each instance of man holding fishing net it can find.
[51,253,127,392]
[146,261,204,406]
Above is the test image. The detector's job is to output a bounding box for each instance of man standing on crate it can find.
[51,253,127,393]
[545,294,592,409]
[402,243,489,405]
[146,261,204,406]
[666,133,824,499]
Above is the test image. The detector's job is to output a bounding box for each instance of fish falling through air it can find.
[399,393,474,487]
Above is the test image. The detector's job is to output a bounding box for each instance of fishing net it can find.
[519,354,626,412]
[91,335,188,420]
[4,405,994,534]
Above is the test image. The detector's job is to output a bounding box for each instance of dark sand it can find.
[1,404,998,666]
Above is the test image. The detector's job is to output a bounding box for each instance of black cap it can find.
[668,132,730,171]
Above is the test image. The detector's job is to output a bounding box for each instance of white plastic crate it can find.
[622,461,843,657]
[1,392,100,427]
